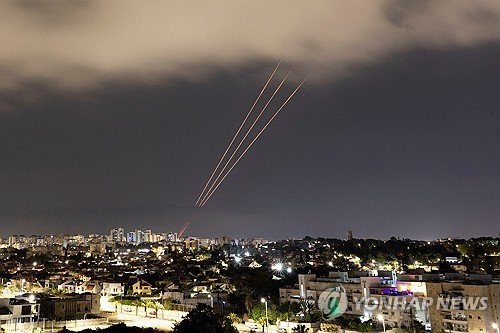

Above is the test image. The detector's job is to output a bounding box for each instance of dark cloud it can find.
[1,1,500,104]
[383,0,431,27]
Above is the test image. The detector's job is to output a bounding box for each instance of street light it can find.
[271,263,283,272]
[84,312,89,329]
[377,313,386,332]
[492,323,499,333]
[208,294,213,308]
[261,298,268,332]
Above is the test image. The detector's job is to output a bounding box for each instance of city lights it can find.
[271,262,283,271]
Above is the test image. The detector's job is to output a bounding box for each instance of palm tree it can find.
[242,285,255,314]
[132,299,142,316]
[142,299,151,316]
[150,301,164,318]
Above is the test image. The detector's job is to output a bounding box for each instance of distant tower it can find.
[347,230,353,241]
[110,227,125,242]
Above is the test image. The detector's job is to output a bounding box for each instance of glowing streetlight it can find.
[377,313,386,332]
[261,298,269,332]
[271,263,283,271]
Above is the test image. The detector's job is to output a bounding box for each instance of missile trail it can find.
[198,67,293,206]
[199,73,311,206]
[178,220,190,238]
[194,63,281,206]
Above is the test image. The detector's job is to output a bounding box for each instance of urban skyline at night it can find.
[1,1,500,240]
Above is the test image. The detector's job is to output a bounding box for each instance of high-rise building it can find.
[127,230,139,243]
[142,229,152,243]
[166,232,178,242]
[110,227,125,242]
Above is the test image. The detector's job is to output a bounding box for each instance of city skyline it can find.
[1,2,500,239]
[1,227,499,244]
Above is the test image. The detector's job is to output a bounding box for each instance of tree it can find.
[47,287,67,296]
[59,323,161,333]
[172,304,238,333]
[250,303,280,326]
[242,285,255,314]
[131,299,142,316]
[328,317,375,332]
[277,302,300,322]
[149,301,164,318]
[291,325,307,332]
[226,312,242,324]
[162,297,174,310]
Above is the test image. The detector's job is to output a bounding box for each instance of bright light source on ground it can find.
[234,256,241,263]
[286,267,292,273]
[271,262,283,271]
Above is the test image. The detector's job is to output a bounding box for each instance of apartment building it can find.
[280,271,428,330]
[280,271,500,332]
[426,276,500,333]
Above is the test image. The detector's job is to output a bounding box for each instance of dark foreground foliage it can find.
[59,323,164,333]
[172,304,238,333]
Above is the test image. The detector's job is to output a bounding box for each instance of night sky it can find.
[1,1,500,240]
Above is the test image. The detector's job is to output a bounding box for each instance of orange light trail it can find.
[198,66,293,206]
[194,62,281,206]
[199,73,310,206]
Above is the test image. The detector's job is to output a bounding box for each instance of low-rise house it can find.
[58,280,78,294]
[131,279,152,295]
[38,293,100,321]
[76,281,101,294]
[0,298,39,326]
[101,282,124,296]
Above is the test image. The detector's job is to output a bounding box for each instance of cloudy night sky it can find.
[1,1,499,240]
